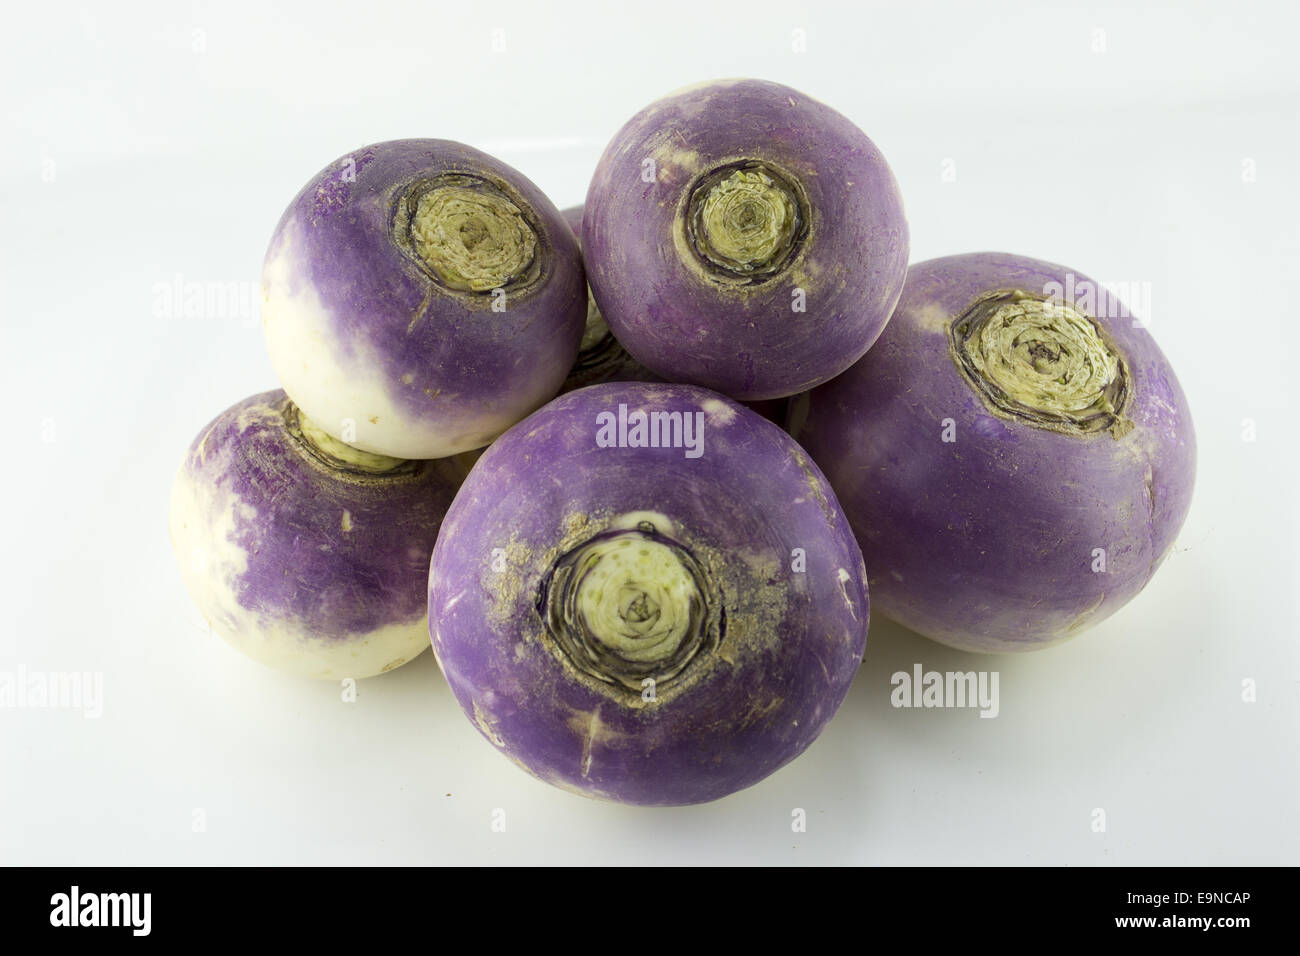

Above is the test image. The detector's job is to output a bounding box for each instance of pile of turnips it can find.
[170,78,1195,805]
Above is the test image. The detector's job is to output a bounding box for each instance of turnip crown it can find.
[684,160,809,283]
[536,520,723,693]
[950,289,1132,438]
[393,172,544,294]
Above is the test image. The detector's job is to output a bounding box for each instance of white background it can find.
[2,0,1297,865]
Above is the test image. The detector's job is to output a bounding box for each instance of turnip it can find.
[169,390,464,679]
[262,139,586,459]
[557,204,658,394]
[793,253,1196,653]
[582,78,909,401]
[428,382,868,805]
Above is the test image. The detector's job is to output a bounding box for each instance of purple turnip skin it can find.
[262,139,586,459]
[793,253,1196,653]
[582,79,909,401]
[428,382,867,805]
[557,204,659,394]
[169,390,464,679]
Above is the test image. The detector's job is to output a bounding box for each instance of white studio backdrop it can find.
[1,0,1297,864]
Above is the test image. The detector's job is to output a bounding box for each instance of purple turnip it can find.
[428,382,867,805]
[170,390,464,678]
[793,253,1196,653]
[262,139,586,459]
[558,205,658,394]
[582,79,909,401]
